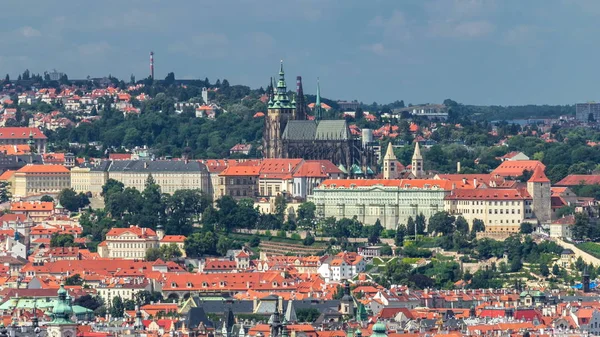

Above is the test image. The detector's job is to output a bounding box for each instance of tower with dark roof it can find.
[263,61,296,159]
[527,164,551,225]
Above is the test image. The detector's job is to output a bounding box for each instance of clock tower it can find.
[46,284,77,337]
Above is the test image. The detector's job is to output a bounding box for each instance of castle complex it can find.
[262,62,374,174]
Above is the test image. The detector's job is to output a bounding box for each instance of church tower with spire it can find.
[383,143,398,179]
[46,284,77,337]
[314,79,323,121]
[411,142,424,178]
[263,61,297,159]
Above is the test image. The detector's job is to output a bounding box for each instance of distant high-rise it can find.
[576,102,600,122]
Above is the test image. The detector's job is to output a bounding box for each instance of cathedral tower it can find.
[263,61,296,158]
[527,164,551,225]
[411,141,424,178]
[383,143,398,179]
[314,79,323,121]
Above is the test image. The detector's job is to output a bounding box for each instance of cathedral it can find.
[262,62,374,173]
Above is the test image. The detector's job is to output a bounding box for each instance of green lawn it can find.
[578,242,600,259]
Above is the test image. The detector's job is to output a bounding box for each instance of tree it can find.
[296,308,321,322]
[368,219,384,244]
[572,213,591,240]
[297,202,316,228]
[303,232,315,246]
[274,194,287,222]
[50,234,75,247]
[540,263,549,277]
[135,291,163,306]
[65,273,83,286]
[552,264,560,275]
[415,213,426,235]
[406,216,416,238]
[40,195,54,202]
[395,224,406,246]
[520,222,534,234]
[185,231,217,257]
[74,294,103,311]
[59,188,87,212]
[161,243,183,260]
[455,216,469,235]
[471,219,485,236]
[145,247,162,261]
[428,211,455,235]
[0,181,11,203]
[110,296,125,318]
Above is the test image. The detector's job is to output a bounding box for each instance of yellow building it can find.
[70,162,109,196]
[13,164,70,197]
[97,225,159,260]
[157,225,186,257]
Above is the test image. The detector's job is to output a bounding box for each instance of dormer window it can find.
[220,281,226,287]
[187,282,193,288]
[202,282,208,287]
[171,282,177,287]
[272,282,278,287]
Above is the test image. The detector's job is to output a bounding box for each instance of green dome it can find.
[372,321,387,335]
[51,284,74,324]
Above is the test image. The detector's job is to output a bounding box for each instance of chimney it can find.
[474,178,478,187]
[462,178,466,185]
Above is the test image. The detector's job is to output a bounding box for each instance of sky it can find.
[2,0,600,105]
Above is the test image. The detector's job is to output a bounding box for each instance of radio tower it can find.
[150,51,154,80]
[295,76,307,120]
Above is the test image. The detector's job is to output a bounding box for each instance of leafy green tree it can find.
[303,232,315,246]
[102,179,124,199]
[415,213,426,235]
[50,234,75,247]
[428,211,455,235]
[540,263,549,277]
[40,195,54,202]
[65,273,83,286]
[185,231,218,257]
[296,308,321,322]
[145,247,162,261]
[471,219,485,236]
[123,299,136,311]
[297,202,316,228]
[74,294,104,311]
[0,181,10,203]
[135,291,163,305]
[455,216,469,235]
[59,188,83,212]
[395,224,406,246]
[368,219,384,244]
[274,194,287,222]
[572,213,590,240]
[110,296,125,318]
[520,222,534,234]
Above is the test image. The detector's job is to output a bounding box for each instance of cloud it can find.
[20,26,41,38]
[453,20,495,38]
[77,42,112,56]
[361,43,386,56]
[244,32,275,51]
[424,0,496,39]
[168,33,230,58]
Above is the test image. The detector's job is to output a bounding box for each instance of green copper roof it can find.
[371,321,387,337]
[50,284,74,325]
[268,60,296,110]
[315,78,323,120]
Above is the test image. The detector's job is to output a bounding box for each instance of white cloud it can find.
[361,42,386,56]
[20,26,41,38]
[77,42,111,56]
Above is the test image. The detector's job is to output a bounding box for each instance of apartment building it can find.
[97,225,159,260]
[13,164,70,197]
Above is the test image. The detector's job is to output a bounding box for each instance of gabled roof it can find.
[446,188,531,200]
[17,164,69,173]
[528,164,550,183]
[0,127,46,139]
[106,226,157,238]
[556,174,600,186]
[491,160,545,177]
[318,179,454,190]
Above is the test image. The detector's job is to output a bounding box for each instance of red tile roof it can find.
[160,235,186,243]
[109,153,132,160]
[16,164,69,173]
[446,188,531,200]
[556,174,600,186]
[10,201,54,212]
[491,160,545,177]
[528,165,550,183]
[106,226,157,238]
[0,127,46,139]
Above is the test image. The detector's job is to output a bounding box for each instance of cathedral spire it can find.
[315,78,323,121]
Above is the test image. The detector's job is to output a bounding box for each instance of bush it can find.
[277,230,286,238]
[265,230,272,237]
[291,233,301,240]
[249,235,261,247]
[303,235,315,246]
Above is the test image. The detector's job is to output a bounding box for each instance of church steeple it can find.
[314,78,323,121]
[383,143,398,179]
[411,141,424,178]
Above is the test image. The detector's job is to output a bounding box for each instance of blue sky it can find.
[1,0,599,105]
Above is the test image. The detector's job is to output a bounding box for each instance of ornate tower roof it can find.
[314,78,323,121]
[384,143,396,160]
[51,284,74,325]
[412,141,422,160]
[528,164,550,183]
[269,60,294,110]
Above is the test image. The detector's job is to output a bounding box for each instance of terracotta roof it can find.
[109,153,132,160]
[446,188,531,200]
[220,162,261,176]
[491,160,545,177]
[0,170,14,181]
[106,226,157,238]
[293,160,341,178]
[160,235,186,243]
[528,165,550,183]
[16,164,69,173]
[553,214,575,225]
[0,127,46,139]
[10,201,54,212]
[556,174,600,186]
[0,144,31,155]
